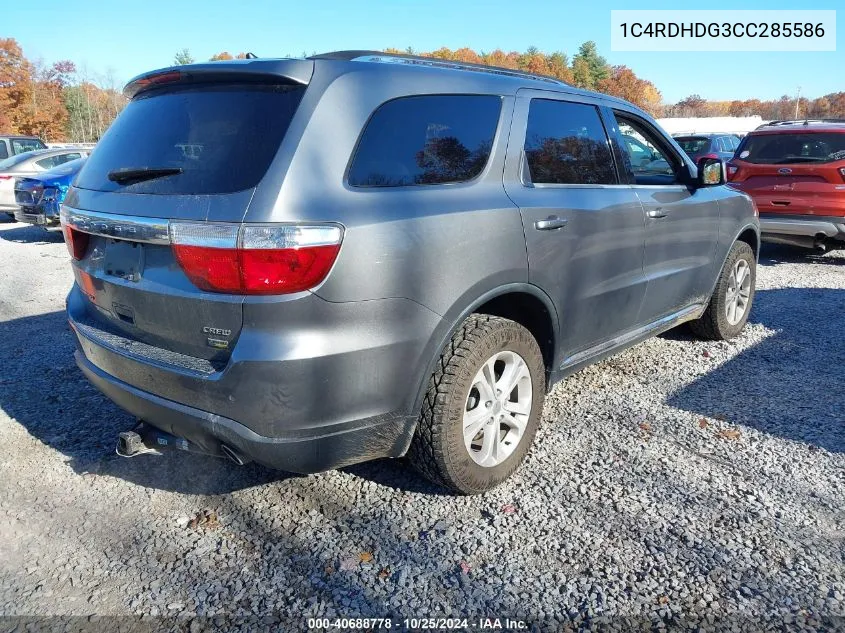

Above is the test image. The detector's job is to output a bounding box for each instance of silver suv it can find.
[62,51,759,494]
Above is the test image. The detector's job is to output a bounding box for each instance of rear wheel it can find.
[407,314,545,495]
[690,241,756,340]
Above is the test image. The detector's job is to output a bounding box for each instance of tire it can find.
[690,241,756,341]
[407,314,546,495]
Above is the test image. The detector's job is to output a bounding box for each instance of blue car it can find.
[14,157,87,229]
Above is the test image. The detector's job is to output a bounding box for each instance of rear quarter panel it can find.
[713,186,760,277]
[245,63,529,316]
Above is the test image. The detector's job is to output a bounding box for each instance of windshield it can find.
[675,137,711,155]
[11,138,47,154]
[737,132,845,164]
[76,82,305,195]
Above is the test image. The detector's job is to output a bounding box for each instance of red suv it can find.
[727,120,845,251]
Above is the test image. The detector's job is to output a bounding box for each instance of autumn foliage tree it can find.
[1,38,126,142]
[392,42,660,114]
[2,38,843,142]
[209,52,249,61]
[597,66,662,115]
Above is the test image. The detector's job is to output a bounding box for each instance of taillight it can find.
[726,162,739,180]
[62,224,90,260]
[699,153,720,161]
[0,175,12,181]
[170,223,343,295]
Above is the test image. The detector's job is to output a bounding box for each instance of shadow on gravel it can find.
[758,243,844,267]
[0,224,64,244]
[0,310,291,495]
[669,287,845,453]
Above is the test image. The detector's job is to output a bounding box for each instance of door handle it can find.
[647,208,668,219]
[534,216,569,231]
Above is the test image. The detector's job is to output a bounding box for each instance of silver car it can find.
[0,148,91,216]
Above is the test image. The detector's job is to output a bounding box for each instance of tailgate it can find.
[65,208,244,364]
[63,74,308,363]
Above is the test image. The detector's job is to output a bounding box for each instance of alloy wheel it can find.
[462,350,532,467]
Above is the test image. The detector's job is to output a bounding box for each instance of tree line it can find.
[1,37,842,143]
[0,38,126,143]
[382,44,844,121]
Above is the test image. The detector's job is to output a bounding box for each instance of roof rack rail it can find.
[308,50,568,86]
[757,118,845,128]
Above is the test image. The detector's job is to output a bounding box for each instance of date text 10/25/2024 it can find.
[307,617,529,630]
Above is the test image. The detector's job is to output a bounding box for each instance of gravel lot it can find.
[0,220,842,631]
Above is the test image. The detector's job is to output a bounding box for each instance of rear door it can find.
[66,79,307,361]
[729,131,845,217]
[503,90,647,360]
[608,109,720,323]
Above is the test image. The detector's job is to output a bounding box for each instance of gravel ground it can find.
[0,220,842,632]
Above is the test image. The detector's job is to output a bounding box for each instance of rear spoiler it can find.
[124,59,314,99]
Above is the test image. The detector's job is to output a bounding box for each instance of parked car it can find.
[14,157,87,229]
[0,148,91,217]
[727,120,845,251]
[674,134,739,163]
[61,52,759,494]
[0,135,47,159]
[621,133,674,175]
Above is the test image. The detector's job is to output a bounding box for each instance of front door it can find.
[503,90,648,363]
[609,110,720,323]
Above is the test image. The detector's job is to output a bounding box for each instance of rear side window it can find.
[0,142,7,160]
[737,132,845,164]
[36,152,82,170]
[76,83,305,194]
[523,99,616,185]
[348,95,501,187]
[11,138,46,154]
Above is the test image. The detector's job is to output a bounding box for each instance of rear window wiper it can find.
[107,167,183,184]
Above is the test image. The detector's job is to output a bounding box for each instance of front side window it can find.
[523,99,616,185]
[348,95,502,187]
[614,113,681,185]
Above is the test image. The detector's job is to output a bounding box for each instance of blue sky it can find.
[6,0,842,104]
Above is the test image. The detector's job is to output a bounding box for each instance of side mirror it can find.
[697,157,725,187]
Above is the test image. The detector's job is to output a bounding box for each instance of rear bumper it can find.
[67,284,441,472]
[14,207,59,228]
[76,350,415,473]
[759,214,845,241]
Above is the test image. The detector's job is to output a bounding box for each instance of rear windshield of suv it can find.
[737,132,845,164]
[675,137,711,155]
[76,83,305,195]
[348,95,502,187]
